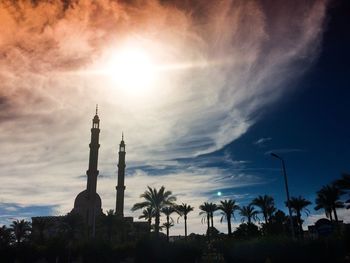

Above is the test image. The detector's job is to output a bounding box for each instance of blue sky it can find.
[0,0,349,234]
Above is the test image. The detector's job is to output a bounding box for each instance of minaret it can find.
[73,106,102,233]
[86,105,100,200]
[116,133,126,217]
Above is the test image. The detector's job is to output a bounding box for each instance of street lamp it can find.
[270,152,295,239]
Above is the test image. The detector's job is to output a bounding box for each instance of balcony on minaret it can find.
[92,115,100,129]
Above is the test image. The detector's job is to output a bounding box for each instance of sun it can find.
[106,47,156,93]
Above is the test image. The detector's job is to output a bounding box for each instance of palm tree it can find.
[335,173,350,208]
[315,191,333,221]
[239,204,259,224]
[252,195,276,224]
[132,186,176,236]
[138,206,155,229]
[161,206,176,241]
[315,185,344,222]
[218,199,239,236]
[176,203,194,239]
[199,202,211,234]
[286,196,311,235]
[208,202,218,228]
[10,219,31,243]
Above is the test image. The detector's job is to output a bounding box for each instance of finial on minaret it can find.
[122,132,124,141]
[96,104,98,115]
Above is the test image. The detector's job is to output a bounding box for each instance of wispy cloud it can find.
[254,137,272,147]
[0,0,328,233]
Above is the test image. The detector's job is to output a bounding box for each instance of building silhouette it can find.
[32,108,149,241]
[116,134,126,217]
[72,107,103,231]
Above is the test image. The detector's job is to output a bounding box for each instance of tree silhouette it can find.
[161,206,176,241]
[218,199,239,236]
[199,202,211,235]
[239,204,259,224]
[208,202,217,228]
[0,225,13,247]
[286,196,311,235]
[138,206,155,230]
[132,186,176,236]
[252,195,276,224]
[10,219,31,244]
[103,209,116,242]
[315,185,344,223]
[335,173,350,208]
[176,203,194,239]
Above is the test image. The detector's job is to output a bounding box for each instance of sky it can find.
[0,0,349,235]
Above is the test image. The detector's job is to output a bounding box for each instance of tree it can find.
[199,202,211,235]
[208,202,218,228]
[315,191,334,221]
[217,199,239,236]
[138,206,155,229]
[161,206,176,241]
[286,196,311,235]
[10,219,31,244]
[103,209,116,242]
[335,173,350,208]
[132,186,176,236]
[252,195,276,224]
[315,184,344,222]
[0,225,13,246]
[239,204,259,224]
[176,203,194,239]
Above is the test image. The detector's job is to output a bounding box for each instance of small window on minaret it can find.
[120,146,125,152]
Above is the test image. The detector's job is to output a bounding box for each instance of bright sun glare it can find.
[106,47,156,93]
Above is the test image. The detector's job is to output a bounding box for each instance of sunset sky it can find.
[0,0,349,235]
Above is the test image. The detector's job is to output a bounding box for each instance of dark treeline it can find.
[0,173,349,262]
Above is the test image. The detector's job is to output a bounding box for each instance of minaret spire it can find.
[116,133,126,217]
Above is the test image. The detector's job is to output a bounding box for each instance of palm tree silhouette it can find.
[252,195,276,224]
[161,206,176,241]
[208,202,218,228]
[239,204,259,224]
[132,186,176,236]
[315,185,344,223]
[315,193,333,221]
[286,196,311,235]
[138,206,155,230]
[10,219,31,244]
[218,199,239,236]
[335,173,350,208]
[199,202,211,235]
[176,203,194,239]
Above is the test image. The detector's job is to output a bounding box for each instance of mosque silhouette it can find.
[32,108,148,241]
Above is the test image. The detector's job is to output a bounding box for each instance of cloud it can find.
[254,137,272,146]
[0,0,328,233]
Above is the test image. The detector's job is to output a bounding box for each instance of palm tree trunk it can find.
[264,213,268,225]
[148,218,152,230]
[184,215,188,240]
[155,212,160,236]
[227,214,232,236]
[206,214,210,236]
[297,211,303,236]
[166,214,170,242]
[333,206,338,223]
[210,212,214,227]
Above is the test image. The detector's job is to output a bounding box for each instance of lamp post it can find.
[270,152,295,239]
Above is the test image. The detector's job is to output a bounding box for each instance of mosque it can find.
[32,108,148,240]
